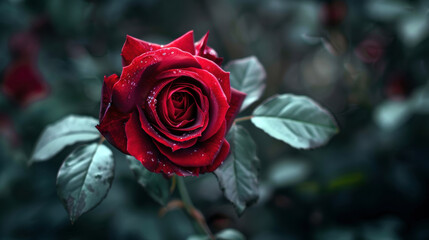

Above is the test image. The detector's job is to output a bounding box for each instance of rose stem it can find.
[233,115,253,124]
[176,176,214,239]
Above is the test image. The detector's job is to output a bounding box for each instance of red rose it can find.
[2,30,49,107]
[97,31,246,176]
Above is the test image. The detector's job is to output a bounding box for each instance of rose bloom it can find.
[2,30,49,107]
[97,31,246,176]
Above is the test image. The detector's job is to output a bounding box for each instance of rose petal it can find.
[195,32,223,66]
[225,88,246,131]
[138,107,198,151]
[125,111,161,172]
[195,56,231,101]
[156,68,229,141]
[125,110,200,176]
[121,35,161,67]
[112,48,201,113]
[99,74,120,121]
[121,31,196,67]
[145,78,207,140]
[165,30,195,56]
[199,139,230,173]
[154,123,226,167]
[97,105,129,154]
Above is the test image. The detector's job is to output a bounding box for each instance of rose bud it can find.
[2,28,49,107]
[97,31,246,176]
[320,0,347,27]
[2,59,49,107]
[355,34,387,64]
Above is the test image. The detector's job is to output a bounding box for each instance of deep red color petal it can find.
[138,107,198,151]
[165,31,195,56]
[225,88,246,131]
[195,56,231,101]
[121,31,196,67]
[156,68,229,141]
[125,111,199,176]
[200,139,230,173]
[112,48,201,113]
[121,35,161,67]
[125,111,161,172]
[195,32,223,66]
[154,123,226,167]
[97,105,129,154]
[99,74,120,121]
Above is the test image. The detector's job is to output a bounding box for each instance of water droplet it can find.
[162,52,166,56]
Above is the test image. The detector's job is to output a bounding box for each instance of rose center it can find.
[169,91,194,121]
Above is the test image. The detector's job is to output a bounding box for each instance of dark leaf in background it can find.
[127,156,170,206]
[56,142,114,223]
[225,56,266,111]
[374,82,429,130]
[187,228,245,240]
[268,159,311,188]
[214,124,259,216]
[31,115,99,163]
[251,94,338,149]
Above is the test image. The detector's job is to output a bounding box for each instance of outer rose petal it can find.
[97,105,129,154]
[125,111,162,172]
[225,88,246,131]
[121,35,161,67]
[195,56,231,101]
[121,31,195,67]
[126,111,199,176]
[200,139,230,173]
[99,74,120,121]
[164,31,195,56]
[112,48,201,113]
[195,32,223,66]
[154,123,226,167]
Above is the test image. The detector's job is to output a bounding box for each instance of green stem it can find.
[176,176,214,239]
[234,115,253,124]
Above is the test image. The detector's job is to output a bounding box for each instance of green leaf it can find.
[127,156,170,206]
[251,94,338,149]
[374,100,412,130]
[410,83,429,114]
[56,142,114,223]
[214,125,260,216]
[187,229,246,240]
[216,229,246,240]
[225,56,266,111]
[31,115,100,163]
[374,82,429,130]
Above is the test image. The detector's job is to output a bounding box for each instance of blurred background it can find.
[1,0,429,239]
